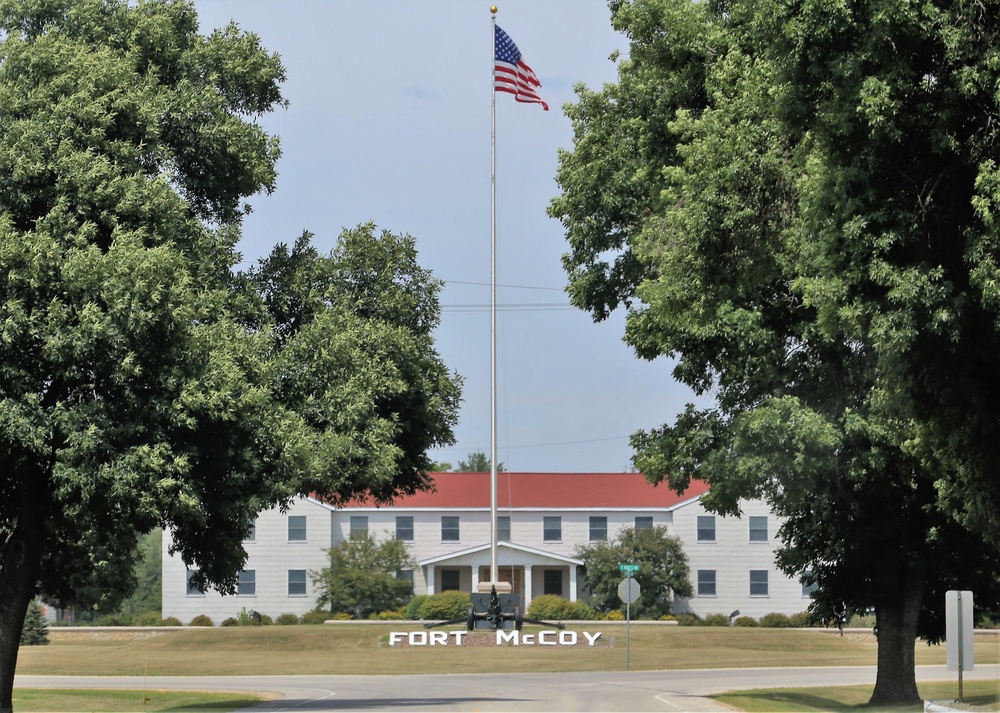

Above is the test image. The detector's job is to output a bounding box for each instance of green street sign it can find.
[619,563,640,574]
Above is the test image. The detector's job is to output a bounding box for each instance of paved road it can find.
[16,664,999,711]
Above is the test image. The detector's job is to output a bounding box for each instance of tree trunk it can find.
[869,561,925,706]
[0,463,49,713]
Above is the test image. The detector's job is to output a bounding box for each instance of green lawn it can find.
[18,625,997,677]
[15,626,998,712]
[10,688,267,712]
[714,679,1000,712]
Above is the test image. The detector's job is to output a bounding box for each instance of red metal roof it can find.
[354,472,709,509]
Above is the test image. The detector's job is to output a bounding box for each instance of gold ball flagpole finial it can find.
[491,5,498,15]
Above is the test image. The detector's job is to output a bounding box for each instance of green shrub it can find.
[132,611,164,627]
[601,609,625,621]
[659,614,676,622]
[527,595,595,621]
[674,612,700,626]
[300,610,331,625]
[787,611,809,627]
[259,614,273,625]
[92,613,131,626]
[275,613,300,626]
[733,616,758,627]
[702,613,730,627]
[331,612,352,620]
[189,615,214,627]
[372,608,406,620]
[416,591,471,620]
[759,612,792,628]
[160,616,183,626]
[405,595,428,620]
[220,617,239,627]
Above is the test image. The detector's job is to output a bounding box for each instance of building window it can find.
[288,515,307,542]
[750,570,769,596]
[635,516,653,531]
[396,569,414,587]
[749,516,768,542]
[543,569,563,596]
[441,516,460,542]
[543,516,562,542]
[396,516,414,541]
[697,570,716,597]
[350,515,368,538]
[497,515,510,542]
[243,519,257,543]
[441,569,460,591]
[288,569,307,596]
[185,570,204,597]
[237,570,256,596]
[589,516,608,541]
[697,515,715,542]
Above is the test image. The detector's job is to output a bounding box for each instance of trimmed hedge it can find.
[526,595,595,621]
[415,591,471,620]
[189,615,214,627]
[759,612,792,628]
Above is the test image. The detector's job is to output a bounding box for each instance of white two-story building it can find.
[161,472,814,623]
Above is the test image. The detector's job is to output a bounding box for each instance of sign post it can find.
[946,590,974,702]
[618,564,641,671]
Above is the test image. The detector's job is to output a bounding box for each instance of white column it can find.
[523,565,533,609]
[471,565,480,593]
[426,565,436,595]
[569,565,578,602]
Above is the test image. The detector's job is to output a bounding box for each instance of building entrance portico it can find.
[421,542,583,609]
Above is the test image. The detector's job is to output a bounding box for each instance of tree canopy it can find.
[0,1,460,710]
[575,525,692,619]
[456,450,506,473]
[551,0,1000,704]
[310,532,416,619]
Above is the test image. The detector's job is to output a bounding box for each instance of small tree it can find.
[576,526,692,619]
[310,533,415,619]
[19,602,47,647]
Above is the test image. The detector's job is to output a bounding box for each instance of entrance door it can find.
[479,566,521,598]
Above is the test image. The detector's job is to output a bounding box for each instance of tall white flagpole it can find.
[489,4,499,587]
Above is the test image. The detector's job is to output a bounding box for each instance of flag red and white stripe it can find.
[494,25,548,111]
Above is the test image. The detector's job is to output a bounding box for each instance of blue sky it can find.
[192,0,698,473]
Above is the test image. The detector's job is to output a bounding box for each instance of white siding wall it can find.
[162,498,334,624]
[671,498,810,619]
[162,494,810,623]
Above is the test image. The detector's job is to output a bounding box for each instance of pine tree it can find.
[20,602,48,647]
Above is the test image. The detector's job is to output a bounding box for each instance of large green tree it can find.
[576,525,692,619]
[310,532,416,619]
[0,2,460,711]
[551,0,1000,704]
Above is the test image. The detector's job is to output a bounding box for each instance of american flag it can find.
[494,25,548,111]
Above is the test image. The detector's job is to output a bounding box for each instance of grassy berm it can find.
[15,624,1000,677]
